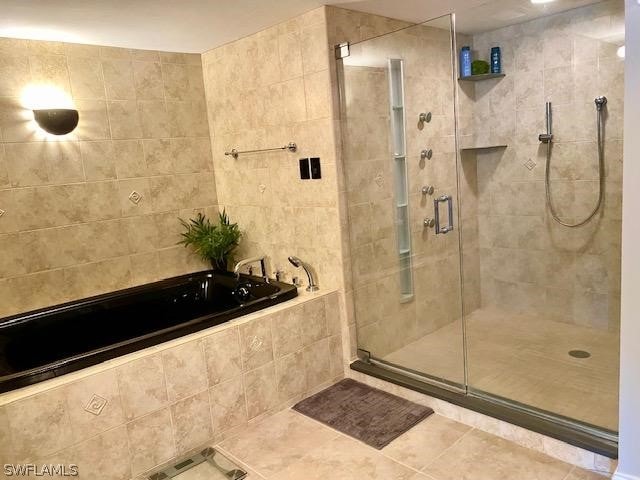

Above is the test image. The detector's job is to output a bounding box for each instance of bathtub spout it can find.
[233,256,268,281]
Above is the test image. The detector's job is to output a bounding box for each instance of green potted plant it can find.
[178,210,242,272]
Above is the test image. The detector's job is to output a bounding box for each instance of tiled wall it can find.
[0,293,343,479]
[458,0,624,330]
[201,8,346,290]
[0,38,217,317]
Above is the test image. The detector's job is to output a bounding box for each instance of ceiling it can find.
[0,0,611,53]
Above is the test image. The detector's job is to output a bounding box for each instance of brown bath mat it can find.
[293,378,433,449]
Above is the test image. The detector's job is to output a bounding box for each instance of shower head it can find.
[595,96,607,111]
[288,256,302,268]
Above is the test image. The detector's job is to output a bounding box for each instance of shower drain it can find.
[569,350,591,359]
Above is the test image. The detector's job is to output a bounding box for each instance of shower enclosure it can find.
[338,0,624,450]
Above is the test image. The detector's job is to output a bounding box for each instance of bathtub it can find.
[0,271,297,393]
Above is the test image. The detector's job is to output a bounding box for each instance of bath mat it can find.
[292,378,433,449]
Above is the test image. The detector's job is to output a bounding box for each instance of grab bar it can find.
[434,194,454,234]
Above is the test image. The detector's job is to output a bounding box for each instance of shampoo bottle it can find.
[491,46,501,74]
[460,46,472,77]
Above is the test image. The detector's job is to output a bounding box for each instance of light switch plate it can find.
[299,158,310,179]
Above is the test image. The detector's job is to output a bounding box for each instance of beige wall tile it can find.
[275,350,307,401]
[0,56,31,97]
[62,369,126,443]
[102,59,136,100]
[80,140,117,180]
[171,390,213,454]
[162,341,208,402]
[5,388,73,461]
[71,426,131,480]
[210,377,247,433]
[133,60,164,100]
[75,98,111,140]
[239,316,274,371]
[243,362,278,419]
[29,54,71,94]
[107,100,142,139]
[127,408,176,475]
[117,354,168,420]
[67,56,105,99]
[203,327,242,385]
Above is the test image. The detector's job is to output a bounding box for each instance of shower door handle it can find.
[434,195,454,234]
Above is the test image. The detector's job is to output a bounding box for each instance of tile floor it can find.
[207,408,610,480]
[384,307,619,431]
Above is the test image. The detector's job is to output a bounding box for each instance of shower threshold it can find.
[350,359,618,459]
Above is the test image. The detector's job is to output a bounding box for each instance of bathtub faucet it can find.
[233,256,268,281]
[288,256,319,292]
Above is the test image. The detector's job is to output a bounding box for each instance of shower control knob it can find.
[419,112,432,123]
[424,218,435,228]
[421,185,434,195]
[421,149,433,160]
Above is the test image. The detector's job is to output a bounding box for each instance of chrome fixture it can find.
[225,142,297,159]
[233,256,268,281]
[418,112,432,129]
[538,102,553,143]
[434,194,454,234]
[288,256,319,292]
[421,185,434,195]
[419,112,432,123]
[423,218,435,228]
[542,97,607,227]
[421,149,433,160]
[595,96,607,111]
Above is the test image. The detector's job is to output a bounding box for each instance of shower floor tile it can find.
[215,408,611,479]
[383,307,619,431]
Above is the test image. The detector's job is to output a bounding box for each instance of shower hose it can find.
[545,98,606,227]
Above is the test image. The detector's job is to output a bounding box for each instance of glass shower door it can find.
[338,15,466,389]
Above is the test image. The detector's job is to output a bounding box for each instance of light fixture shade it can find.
[33,108,79,135]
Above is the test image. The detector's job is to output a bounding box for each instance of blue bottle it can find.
[491,46,501,74]
[460,46,472,77]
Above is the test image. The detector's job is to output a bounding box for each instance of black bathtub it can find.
[0,270,297,393]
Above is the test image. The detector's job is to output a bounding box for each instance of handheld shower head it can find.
[595,96,607,111]
[288,256,302,268]
[288,256,319,292]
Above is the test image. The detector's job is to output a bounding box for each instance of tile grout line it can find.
[419,426,477,473]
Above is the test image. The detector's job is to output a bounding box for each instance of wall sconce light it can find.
[21,84,78,136]
[33,109,79,135]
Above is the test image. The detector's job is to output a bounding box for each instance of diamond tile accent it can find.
[0,209,5,218]
[84,394,108,416]
[524,159,537,170]
[248,335,264,352]
[128,191,143,204]
[375,172,384,187]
